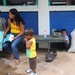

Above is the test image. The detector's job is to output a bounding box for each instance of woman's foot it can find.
[15,58,20,66]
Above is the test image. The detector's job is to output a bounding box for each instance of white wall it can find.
[1,1,75,35]
[38,0,50,48]
[38,0,50,35]
[1,0,75,48]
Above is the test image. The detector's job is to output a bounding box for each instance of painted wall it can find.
[1,12,38,35]
[50,11,75,37]
[1,1,75,36]
[20,12,38,34]
[1,0,75,48]
[38,0,50,35]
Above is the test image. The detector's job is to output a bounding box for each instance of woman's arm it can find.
[4,24,6,32]
[4,19,10,37]
[3,23,7,37]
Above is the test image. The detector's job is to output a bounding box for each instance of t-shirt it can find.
[64,35,69,44]
[0,17,6,31]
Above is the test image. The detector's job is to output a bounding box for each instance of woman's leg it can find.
[3,42,13,54]
[11,35,24,65]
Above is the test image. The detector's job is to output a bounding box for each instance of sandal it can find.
[15,58,20,66]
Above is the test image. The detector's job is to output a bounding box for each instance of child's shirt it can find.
[26,38,37,58]
[64,35,69,44]
[0,17,6,31]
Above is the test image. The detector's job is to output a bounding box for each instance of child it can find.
[0,10,6,51]
[61,29,69,51]
[24,28,37,75]
[0,10,6,38]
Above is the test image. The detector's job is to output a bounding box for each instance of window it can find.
[0,0,3,5]
[49,0,75,6]
[0,0,38,6]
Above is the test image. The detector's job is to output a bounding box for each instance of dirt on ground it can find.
[0,49,75,75]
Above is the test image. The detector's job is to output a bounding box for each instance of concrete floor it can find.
[0,49,75,75]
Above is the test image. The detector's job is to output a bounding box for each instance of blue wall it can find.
[1,12,38,34]
[50,11,75,37]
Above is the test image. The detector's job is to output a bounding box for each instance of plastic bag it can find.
[45,49,57,62]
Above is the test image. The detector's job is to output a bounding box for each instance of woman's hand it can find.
[3,33,7,38]
[12,37,17,40]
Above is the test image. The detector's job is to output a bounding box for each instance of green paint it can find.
[3,0,7,6]
[36,0,38,5]
[48,0,50,6]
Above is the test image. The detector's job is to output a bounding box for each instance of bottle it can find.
[44,30,47,38]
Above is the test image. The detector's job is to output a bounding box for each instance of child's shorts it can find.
[29,57,37,70]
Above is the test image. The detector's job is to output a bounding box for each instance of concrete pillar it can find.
[38,0,50,35]
[38,0,50,48]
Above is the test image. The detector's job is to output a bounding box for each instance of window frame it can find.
[2,0,38,6]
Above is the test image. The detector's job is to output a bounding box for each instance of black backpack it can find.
[45,49,57,62]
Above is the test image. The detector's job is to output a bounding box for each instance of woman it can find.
[3,8,25,66]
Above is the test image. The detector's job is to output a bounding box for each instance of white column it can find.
[38,0,50,35]
[38,0,50,48]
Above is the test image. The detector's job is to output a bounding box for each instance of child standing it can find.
[24,28,37,75]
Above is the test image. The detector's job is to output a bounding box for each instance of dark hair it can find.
[9,8,25,26]
[24,28,34,36]
[61,29,67,33]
